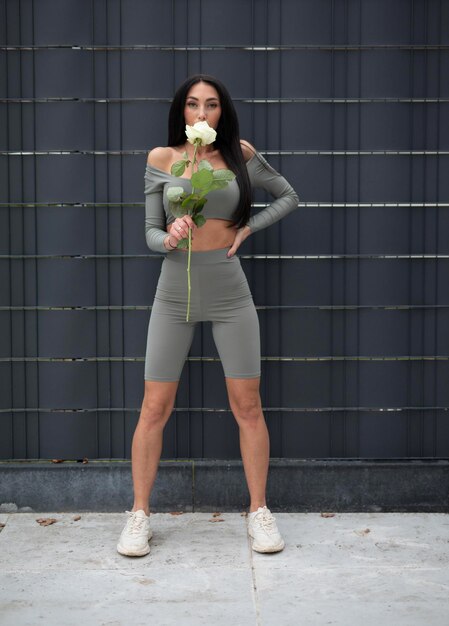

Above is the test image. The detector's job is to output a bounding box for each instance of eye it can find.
[187,102,197,108]
[208,103,218,108]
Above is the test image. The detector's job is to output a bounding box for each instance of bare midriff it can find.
[167,217,237,251]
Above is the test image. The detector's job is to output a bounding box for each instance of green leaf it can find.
[213,168,236,181]
[169,202,187,217]
[193,197,207,212]
[193,214,206,228]
[182,151,189,160]
[176,237,189,249]
[171,160,187,177]
[207,179,228,192]
[166,186,185,202]
[198,159,214,172]
[181,193,198,209]
[191,169,214,189]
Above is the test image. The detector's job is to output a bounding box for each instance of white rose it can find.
[185,121,217,146]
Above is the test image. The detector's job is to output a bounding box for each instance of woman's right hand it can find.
[165,215,197,249]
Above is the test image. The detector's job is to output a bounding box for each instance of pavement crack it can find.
[246,515,262,626]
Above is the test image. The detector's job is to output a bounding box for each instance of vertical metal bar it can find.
[433,0,442,456]
[105,0,113,458]
[330,0,335,457]
[406,0,414,457]
[119,0,126,457]
[171,0,175,85]
[251,0,256,142]
[342,0,349,457]
[92,0,100,459]
[355,0,363,457]
[186,0,190,76]
[199,0,202,73]
[6,0,13,456]
[30,0,37,458]
[420,0,429,456]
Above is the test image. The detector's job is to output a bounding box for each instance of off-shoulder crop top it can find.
[144,148,299,253]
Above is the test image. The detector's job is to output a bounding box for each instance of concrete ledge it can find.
[1,458,448,513]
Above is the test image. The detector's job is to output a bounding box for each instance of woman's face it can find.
[183,81,222,130]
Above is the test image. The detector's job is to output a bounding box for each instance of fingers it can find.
[170,216,196,241]
[182,215,197,230]
[227,227,250,257]
[227,242,238,257]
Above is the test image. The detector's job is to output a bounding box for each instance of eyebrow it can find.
[186,96,219,101]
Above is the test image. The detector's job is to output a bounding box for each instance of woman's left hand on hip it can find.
[227,225,252,257]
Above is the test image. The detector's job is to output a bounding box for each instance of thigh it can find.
[144,299,196,382]
[211,302,261,379]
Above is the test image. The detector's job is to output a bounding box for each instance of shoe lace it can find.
[255,509,276,532]
[125,510,146,535]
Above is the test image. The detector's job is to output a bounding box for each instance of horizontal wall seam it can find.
[1,356,448,362]
[0,201,449,209]
[1,305,449,311]
[2,44,449,51]
[2,203,448,209]
[1,407,448,414]
[2,254,449,260]
[4,150,449,156]
[3,97,449,104]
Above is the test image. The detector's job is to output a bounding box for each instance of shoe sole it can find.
[250,538,285,553]
[116,529,153,557]
[248,529,285,553]
[116,541,151,557]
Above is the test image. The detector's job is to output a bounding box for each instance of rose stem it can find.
[186,141,199,322]
[186,226,192,321]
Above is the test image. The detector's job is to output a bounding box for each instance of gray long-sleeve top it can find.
[144,148,300,253]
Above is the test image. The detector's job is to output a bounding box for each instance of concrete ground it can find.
[0,510,448,626]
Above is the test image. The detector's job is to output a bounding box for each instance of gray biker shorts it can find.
[144,246,261,381]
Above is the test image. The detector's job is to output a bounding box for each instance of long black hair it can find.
[167,73,252,229]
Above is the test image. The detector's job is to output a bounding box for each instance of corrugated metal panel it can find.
[1,0,448,460]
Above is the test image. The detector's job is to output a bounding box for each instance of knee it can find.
[230,393,262,424]
[139,396,174,428]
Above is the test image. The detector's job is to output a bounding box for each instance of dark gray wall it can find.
[1,0,448,461]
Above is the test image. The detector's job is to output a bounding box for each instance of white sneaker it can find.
[247,506,285,553]
[116,509,152,556]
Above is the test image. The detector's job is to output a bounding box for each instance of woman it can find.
[117,74,299,557]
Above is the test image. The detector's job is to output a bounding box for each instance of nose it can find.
[197,107,206,121]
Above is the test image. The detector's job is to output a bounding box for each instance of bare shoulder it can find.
[240,139,257,163]
[146,146,171,168]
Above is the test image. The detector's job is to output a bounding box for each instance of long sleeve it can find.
[246,151,299,233]
[144,165,169,254]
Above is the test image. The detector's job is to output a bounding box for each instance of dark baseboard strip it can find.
[0,458,448,513]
